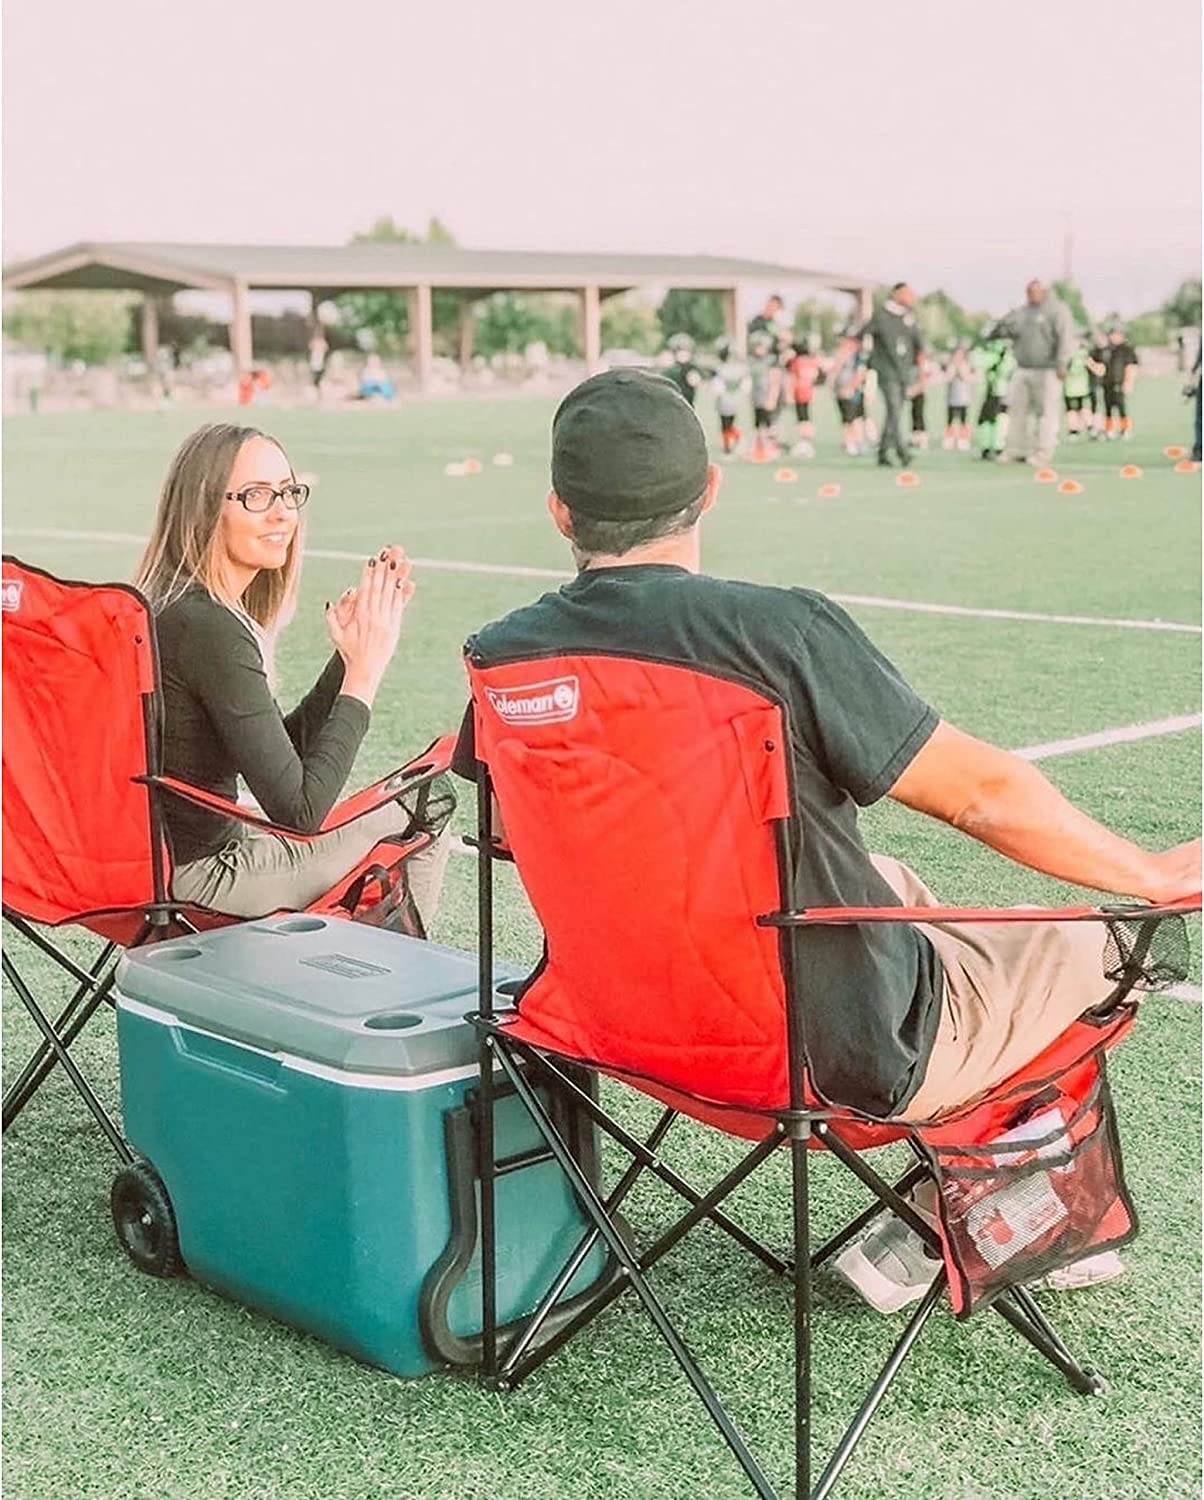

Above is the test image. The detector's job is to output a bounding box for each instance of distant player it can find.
[1062,340,1092,440]
[973,332,1016,460]
[1089,326,1139,440]
[747,331,782,460]
[907,358,929,451]
[784,334,823,457]
[942,341,974,450]
[1086,326,1109,438]
[831,331,868,456]
[711,337,751,457]
[663,333,705,407]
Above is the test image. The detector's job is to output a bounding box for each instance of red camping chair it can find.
[463,651,1197,1499]
[1,556,455,1161]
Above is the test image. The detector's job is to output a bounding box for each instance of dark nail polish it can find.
[389,561,396,570]
[369,558,376,567]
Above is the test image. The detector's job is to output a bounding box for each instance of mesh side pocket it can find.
[1103,913,1189,994]
[916,1056,1136,1317]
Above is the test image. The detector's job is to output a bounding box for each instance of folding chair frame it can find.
[2,557,451,1158]
[468,761,1110,1500]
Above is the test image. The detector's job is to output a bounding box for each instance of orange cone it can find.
[1173,459,1200,474]
[896,471,920,487]
[1034,468,1058,483]
[462,458,483,474]
[1057,479,1084,495]
[1119,465,1142,479]
[774,467,798,483]
[1164,445,1186,459]
[817,483,842,499]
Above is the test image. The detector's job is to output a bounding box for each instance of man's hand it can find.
[1141,840,1202,904]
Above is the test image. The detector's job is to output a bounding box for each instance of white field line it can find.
[1015,714,1203,762]
[5,527,1201,634]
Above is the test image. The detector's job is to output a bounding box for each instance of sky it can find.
[3,0,1200,316]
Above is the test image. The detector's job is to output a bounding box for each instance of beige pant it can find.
[172,802,452,932]
[870,856,1113,1121]
[1004,367,1062,464]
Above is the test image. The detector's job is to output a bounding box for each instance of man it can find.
[991,280,1075,465]
[1088,325,1139,440]
[857,282,924,467]
[747,292,787,355]
[453,369,1198,1307]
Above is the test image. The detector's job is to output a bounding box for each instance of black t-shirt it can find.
[1103,342,1138,388]
[454,564,943,1117]
[860,302,923,386]
[155,588,369,865]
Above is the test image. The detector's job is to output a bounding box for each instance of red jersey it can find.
[787,353,822,403]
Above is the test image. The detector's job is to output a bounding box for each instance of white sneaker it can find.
[1032,1250,1125,1292]
[956,439,970,452]
[834,1201,1126,1313]
[833,1212,942,1312]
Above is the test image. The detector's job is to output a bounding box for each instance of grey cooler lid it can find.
[115,916,523,1076]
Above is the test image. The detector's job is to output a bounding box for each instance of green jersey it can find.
[974,340,1016,398]
[1063,347,1090,400]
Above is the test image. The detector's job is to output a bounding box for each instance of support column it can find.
[578,285,602,373]
[458,297,475,369]
[856,285,873,325]
[721,286,747,343]
[407,284,434,391]
[140,296,160,365]
[229,279,253,375]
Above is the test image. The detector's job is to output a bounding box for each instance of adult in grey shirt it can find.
[991,280,1075,466]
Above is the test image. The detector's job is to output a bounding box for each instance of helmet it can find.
[715,337,733,361]
[668,332,695,358]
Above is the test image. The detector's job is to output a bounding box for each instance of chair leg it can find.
[812,1273,946,1500]
[791,1131,812,1500]
[498,1107,677,1380]
[492,1039,781,1498]
[1,950,131,1161]
[3,950,119,1130]
[993,1287,1104,1395]
[809,1161,930,1270]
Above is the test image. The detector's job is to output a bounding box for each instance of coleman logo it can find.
[1,579,23,612]
[486,675,580,725]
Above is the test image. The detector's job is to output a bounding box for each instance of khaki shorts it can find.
[869,856,1113,1121]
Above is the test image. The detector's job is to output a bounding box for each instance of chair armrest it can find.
[758,895,1200,927]
[138,730,457,842]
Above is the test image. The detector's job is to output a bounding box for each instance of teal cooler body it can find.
[114,916,605,1377]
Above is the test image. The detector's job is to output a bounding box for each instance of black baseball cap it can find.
[551,368,709,522]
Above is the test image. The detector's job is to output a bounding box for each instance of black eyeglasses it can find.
[225,482,311,513]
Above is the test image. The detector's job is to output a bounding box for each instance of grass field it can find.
[2,375,1201,1500]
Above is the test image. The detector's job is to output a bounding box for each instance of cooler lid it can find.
[115,916,523,1075]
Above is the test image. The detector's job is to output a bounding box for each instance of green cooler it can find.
[112,915,608,1376]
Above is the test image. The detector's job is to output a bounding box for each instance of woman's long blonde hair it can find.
[134,423,305,673]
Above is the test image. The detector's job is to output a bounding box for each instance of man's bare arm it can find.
[888,721,1200,902]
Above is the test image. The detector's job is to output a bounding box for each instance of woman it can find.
[134,422,451,927]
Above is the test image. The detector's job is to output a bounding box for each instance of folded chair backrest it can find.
[468,653,798,1111]
[2,557,161,928]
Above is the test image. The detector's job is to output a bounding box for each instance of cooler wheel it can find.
[111,1160,184,1278]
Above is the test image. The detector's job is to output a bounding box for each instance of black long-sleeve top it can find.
[155,588,369,865]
